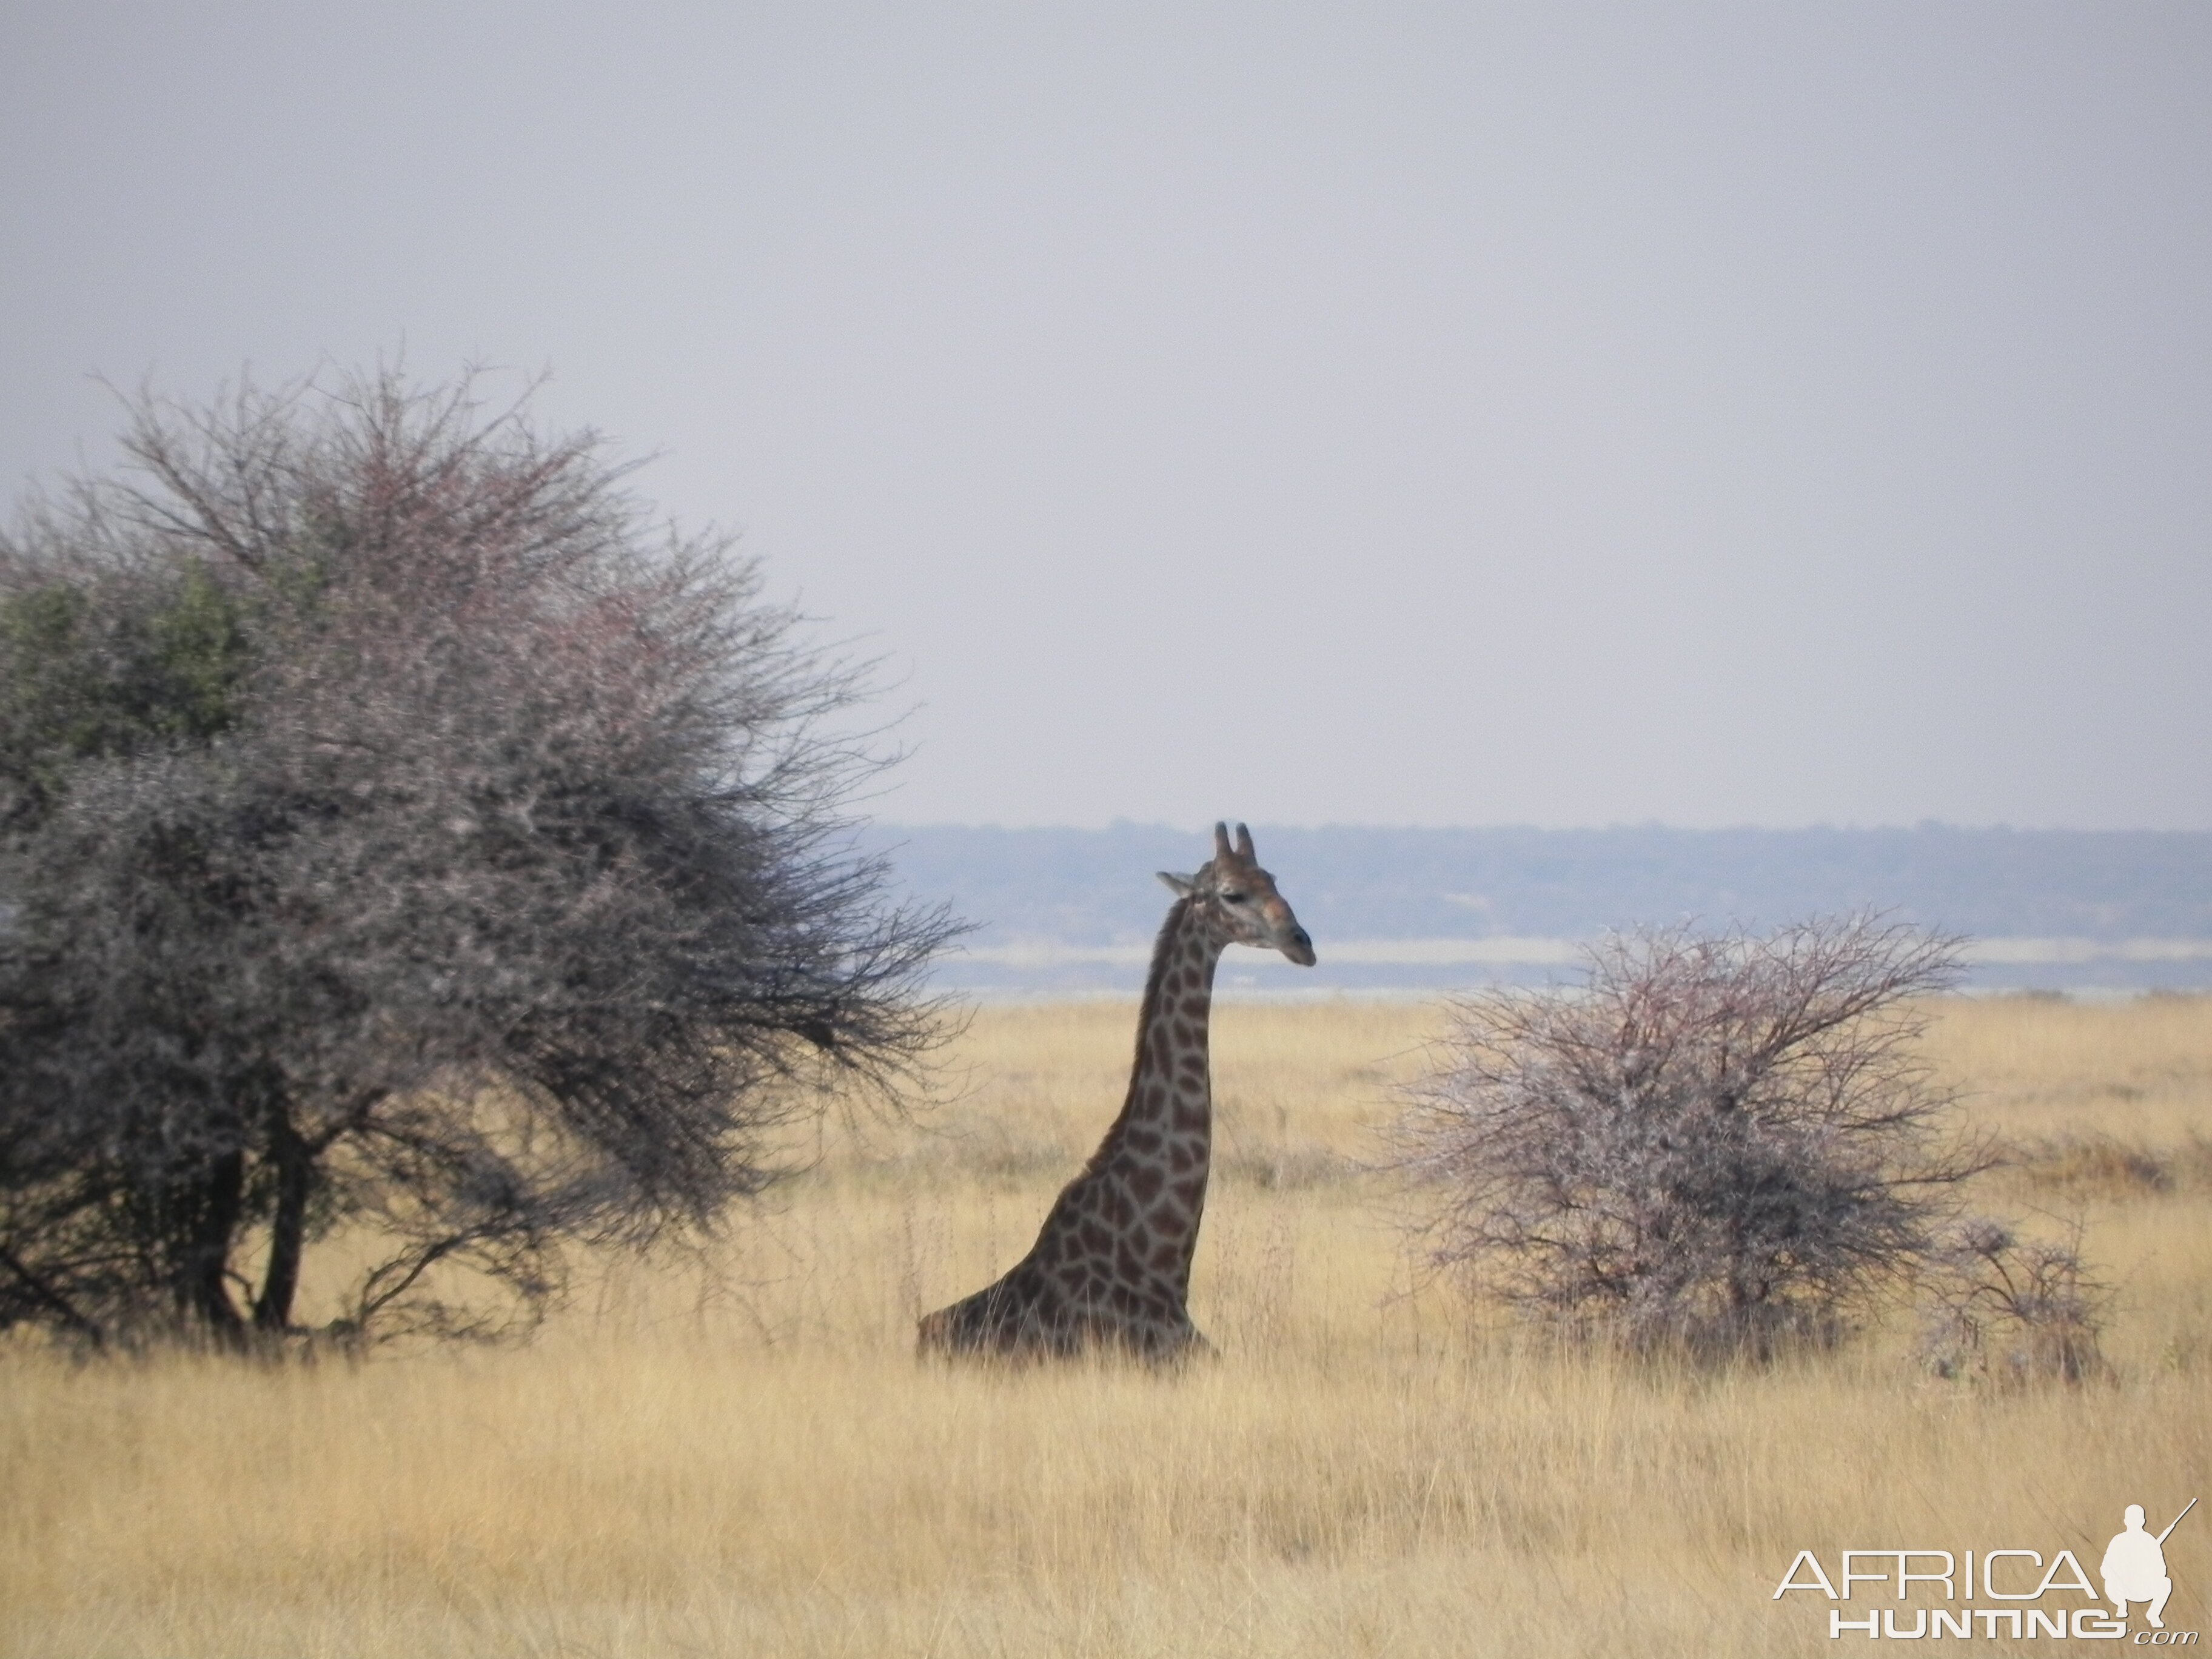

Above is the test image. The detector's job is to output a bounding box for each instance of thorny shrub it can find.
[1390,917,1990,1359]
[1918,1216,2113,1385]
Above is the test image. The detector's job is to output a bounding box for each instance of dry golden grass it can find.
[5,994,2210,1657]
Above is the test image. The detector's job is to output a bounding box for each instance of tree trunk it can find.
[254,1102,312,1332]
[178,1148,246,1342]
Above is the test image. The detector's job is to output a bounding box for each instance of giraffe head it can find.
[1158,822,1316,965]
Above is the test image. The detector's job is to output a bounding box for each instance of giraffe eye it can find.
[1221,891,1247,904]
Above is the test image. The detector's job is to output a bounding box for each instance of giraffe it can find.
[917,822,1315,1361]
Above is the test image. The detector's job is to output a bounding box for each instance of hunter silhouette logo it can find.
[1772,1496,2197,1641]
[2105,1500,2193,1632]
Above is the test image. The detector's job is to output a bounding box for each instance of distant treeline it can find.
[872,823,2212,992]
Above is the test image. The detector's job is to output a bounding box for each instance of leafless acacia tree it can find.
[0,368,959,1348]
[1390,917,1987,1355]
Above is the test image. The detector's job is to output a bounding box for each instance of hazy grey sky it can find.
[4,5,2207,829]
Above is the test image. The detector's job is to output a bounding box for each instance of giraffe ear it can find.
[1158,871,1195,897]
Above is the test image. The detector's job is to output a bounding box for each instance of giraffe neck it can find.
[1090,896,1225,1282]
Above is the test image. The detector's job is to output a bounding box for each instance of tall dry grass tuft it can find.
[5,994,2210,1657]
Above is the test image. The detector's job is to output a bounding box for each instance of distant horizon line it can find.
[955,936,2212,969]
[873,820,2212,836]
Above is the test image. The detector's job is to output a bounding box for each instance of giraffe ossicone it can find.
[917,821,1315,1361]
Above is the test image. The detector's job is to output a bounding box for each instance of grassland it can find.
[5,994,2210,1657]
